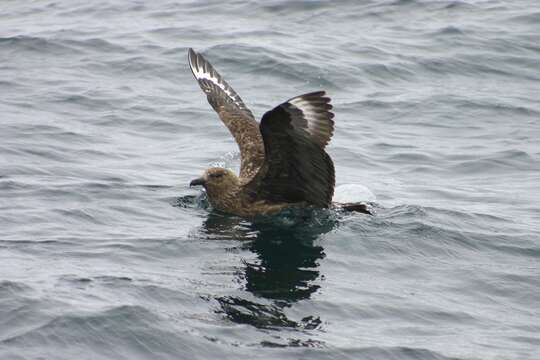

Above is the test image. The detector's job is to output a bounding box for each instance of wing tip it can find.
[188,48,199,77]
[188,48,196,63]
[301,90,327,98]
[187,48,216,80]
[188,48,211,79]
[285,90,335,147]
[296,90,332,105]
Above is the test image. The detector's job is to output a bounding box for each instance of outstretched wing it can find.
[188,48,264,180]
[246,91,335,207]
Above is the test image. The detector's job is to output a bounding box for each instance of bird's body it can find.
[188,48,341,217]
[190,168,294,217]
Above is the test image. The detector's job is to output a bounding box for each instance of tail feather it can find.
[339,202,372,215]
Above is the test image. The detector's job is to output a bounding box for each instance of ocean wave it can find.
[2,1,540,358]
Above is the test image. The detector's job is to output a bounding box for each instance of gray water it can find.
[1,1,540,359]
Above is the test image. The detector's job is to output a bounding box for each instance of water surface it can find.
[1,1,540,359]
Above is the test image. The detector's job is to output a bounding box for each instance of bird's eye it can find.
[211,173,224,179]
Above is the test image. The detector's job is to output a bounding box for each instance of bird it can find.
[187,48,369,217]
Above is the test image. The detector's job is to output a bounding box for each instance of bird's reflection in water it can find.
[200,209,337,336]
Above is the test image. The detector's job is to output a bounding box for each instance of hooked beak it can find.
[189,177,206,187]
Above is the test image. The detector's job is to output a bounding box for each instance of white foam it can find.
[333,184,376,203]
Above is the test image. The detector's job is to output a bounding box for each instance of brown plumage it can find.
[188,48,336,217]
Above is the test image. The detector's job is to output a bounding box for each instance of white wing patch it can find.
[188,48,245,110]
[287,92,335,148]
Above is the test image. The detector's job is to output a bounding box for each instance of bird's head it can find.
[190,167,240,200]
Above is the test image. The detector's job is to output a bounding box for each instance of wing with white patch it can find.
[188,48,264,180]
[244,91,336,207]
